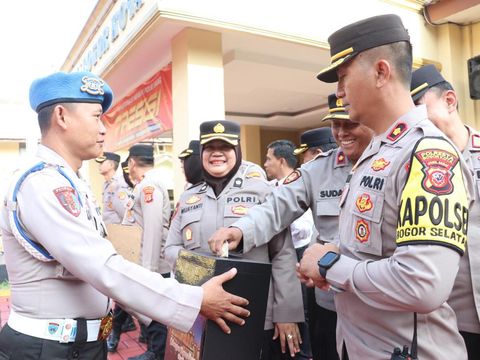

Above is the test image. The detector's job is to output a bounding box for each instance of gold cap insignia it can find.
[213,123,225,133]
[336,98,343,107]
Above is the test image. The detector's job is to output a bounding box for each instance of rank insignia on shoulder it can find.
[233,178,243,188]
[336,150,346,165]
[284,170,301,185]
[472,134,480,149]
[371,158,390,171]
[186,195,201,205]
[143,186,155,203]
[246,171,261,179]
[53,187,81,217]
[387,122,407,142]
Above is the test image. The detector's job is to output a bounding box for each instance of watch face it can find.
[319,251,339,267]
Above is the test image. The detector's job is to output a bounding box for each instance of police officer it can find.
[0,71,249,360]
[165,120,304,359]
[95,152,123,224]
[178,140,203,186]
[125,143,171,360]
[208,95,372,360]
[294,127,337,163]
[96,152,137,352]
[411,64,480,359]
[210,14,472,359]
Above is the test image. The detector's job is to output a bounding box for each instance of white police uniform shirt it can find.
[327,106,471,359]
[165,161,304,330]
[448,125,480,334]
[102,173,130,224]
[130,168,171,274]
[0,145,201,332]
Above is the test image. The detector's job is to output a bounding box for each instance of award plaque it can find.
[165,250,272,360]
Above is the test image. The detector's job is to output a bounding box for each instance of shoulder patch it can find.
[396,136,468,255]
[53,186,81,217]
[283,170,301,185]
[143,186,155,203]
[387,122,408,142]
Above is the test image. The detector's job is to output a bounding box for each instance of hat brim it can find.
[200,136,238,146]
[316,53,356,83]
[322,113,350,122]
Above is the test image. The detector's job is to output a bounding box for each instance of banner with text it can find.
[103,63,172,151]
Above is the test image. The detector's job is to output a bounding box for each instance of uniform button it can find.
[72,350,79,358]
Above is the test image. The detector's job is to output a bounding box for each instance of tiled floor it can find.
[0,293,147,360]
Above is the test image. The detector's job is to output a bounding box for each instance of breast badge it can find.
[371,158,390,171]
[355,219,370,243]
[231,205,249,216]
[356,193,373,213]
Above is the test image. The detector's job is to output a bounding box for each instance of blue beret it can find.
[29,71,113,113]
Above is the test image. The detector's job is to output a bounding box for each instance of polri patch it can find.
[284,170,301,185]
[53,187,81,217]
[143,186,155,203]
[414,148,458,195]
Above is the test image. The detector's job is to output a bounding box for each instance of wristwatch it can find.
[318,251,341,278]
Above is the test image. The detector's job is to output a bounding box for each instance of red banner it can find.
[103,63,172,151]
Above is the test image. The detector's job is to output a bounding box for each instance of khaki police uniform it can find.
[165,160,304,330]
[448,125,480,334]
[130,168,171,275]
[0,145,202,339]
[325,107,471,359]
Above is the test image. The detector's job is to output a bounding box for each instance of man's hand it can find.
[297,243,339,289]
[208,227,243,255]
[273,322,301,357]
[200,268,250,334]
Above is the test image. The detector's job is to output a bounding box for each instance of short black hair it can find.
[37,102,77,136]
[267,140,297,169]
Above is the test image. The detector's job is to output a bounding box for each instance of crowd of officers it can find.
[0,12,479,360]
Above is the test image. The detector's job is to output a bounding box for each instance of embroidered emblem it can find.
[53,187,81,217]
[356,193,373,213]
[336,98,343,107]
[387,122,407,142]
[336,150,346,165]
[213,123,225,133]
[415,149,458,195]
[80,76,105,95]
[186,195,201,205]
[143,186,155,203]
[185,228,193,241]
[231,205,248,216]
[355,219,370,243]
[371,158,390,171]
[98,313,113,341]
[118,191,127,200]
[48,322,60,335]
[246,172,261,179]
[283,170,301,185]
[472,134,480,149]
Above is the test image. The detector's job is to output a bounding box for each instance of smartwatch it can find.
[318,251,340,278]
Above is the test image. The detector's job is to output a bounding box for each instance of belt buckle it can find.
[97,312,113,341]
